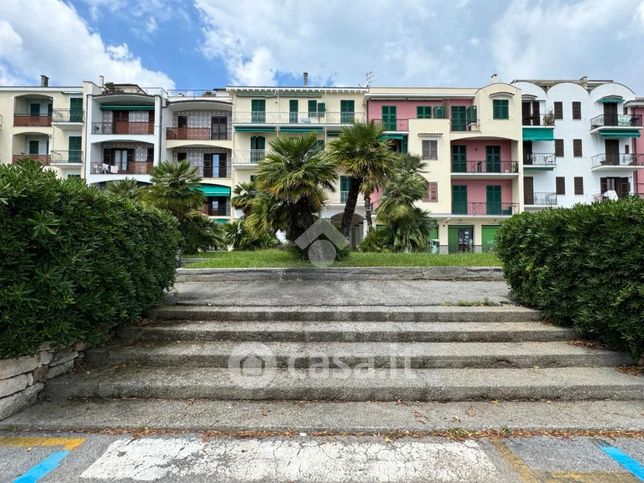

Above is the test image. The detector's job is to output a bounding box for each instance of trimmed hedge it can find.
[496,198,644,359]
[0,161,181,358]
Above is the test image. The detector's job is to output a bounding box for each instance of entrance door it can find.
[603,103,618,126]
[451,145,467,172]
[69,98,83,122]
[486,146,501,172]
[486,185,502,215]
[523,141,533,165]
[451,106,467,131]
[481,225,499,252]
[382,106,396,131]
[451,185,468,214]
[448,225,474,253]
[605,139,620,165]
[211,116,228,140]
[523,176,534,205]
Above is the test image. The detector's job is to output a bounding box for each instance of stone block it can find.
[72,341,89,352]
[46,360,74,379]
[0,374,30,398]
[33,366,49,383]
[38,350,53,365]
[0,356,38,380]
[0,383,43,420]
[50,350,78,367]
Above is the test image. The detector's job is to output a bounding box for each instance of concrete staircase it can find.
[3,302,643,432]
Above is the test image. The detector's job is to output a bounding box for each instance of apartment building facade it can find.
[0,76,84,179]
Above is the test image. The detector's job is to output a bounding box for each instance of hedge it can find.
[496,198,644,360]
[0,161,181,358]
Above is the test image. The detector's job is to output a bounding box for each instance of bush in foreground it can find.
[0,161,181,358]
[496,198,644,359]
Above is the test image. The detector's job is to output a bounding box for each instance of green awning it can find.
[598,96,623,104]
[234,126,276,133]
[196,184,231,197]
[380,134,407,141]
[100,104,154,111]
[599,130,640,139]
[279,126,324,133]
[523,127,555,141]
[214,219,229,224]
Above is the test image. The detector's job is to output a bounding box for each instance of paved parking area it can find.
[1,432,642,482]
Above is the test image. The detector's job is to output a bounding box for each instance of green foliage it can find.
[179,215,227,253]
[496,198,644,359]
[359,228,392,253]
[105,178,142,200]
[226,220,278,251]
[0,161,181,358]
[230,181,257,218]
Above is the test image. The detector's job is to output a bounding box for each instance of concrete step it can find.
[86,341,630,369]
[3,399,642,433]
[151,305,543,322]
[119,321,575,343]
[45,366,644,402]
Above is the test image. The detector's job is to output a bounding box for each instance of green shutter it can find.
[486,185,502,214]
[317,102,325,114]
[70,98,83,122]
[68,136,82,162]
[308,100,317,116]
[485,146,501,172]
[466,105,477,123]
[451,106,467,131]
[251,99,266,123]
[434,106,444,119]
[289,100,298,123]
[417,106,432,119]
[451,145,467,172]
[340,100,355,123]
[452,185,468,214]
[493,100,509,120]
[382,106,397,130]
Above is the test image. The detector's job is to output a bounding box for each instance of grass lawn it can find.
[184,249,500,268]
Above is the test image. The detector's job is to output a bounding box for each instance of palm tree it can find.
[142,160,204,222]
[327,121,399,237]
[105,178,141,200]
[230,181,257,218]
[250,133,337,242]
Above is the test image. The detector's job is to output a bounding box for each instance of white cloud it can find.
[0,0,175,88]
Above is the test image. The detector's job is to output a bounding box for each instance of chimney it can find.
[98,75,104,87]
[303,72,309,87]
[490,73,499,84]
[40,75,49,87]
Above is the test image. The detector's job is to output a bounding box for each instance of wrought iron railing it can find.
[590,114,642,129]
[525,192,557,206]
[233,150,266,164]
[232,112,365,124]
[166,127,231,140]
[522,113,555,126]
[590,153,644,168]
[52,109,84,123]
[451,160,518,174]
[371,118,409,131]
[51,150,83,163]
[523,153,556,166]
[451,202,518,216]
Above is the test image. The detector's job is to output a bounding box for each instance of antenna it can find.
[365,71,374,87]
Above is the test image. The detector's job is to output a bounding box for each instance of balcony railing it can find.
[523,153,556,166]
[372,118,409,131]
[14,114,52,127]
[233,149,266,164]
[92,121,154,135]
[233,111,365,124]
[51,150,83,163]
[525,192,557,206]
[203,204,231,217]
[187,162,232,179]
[591,153,644,168]
[91,161,153,175]
[593,192,644,202]
[590,114,642,129]
[451,160,518,174]
[12,154,50,165]
[52,109,84,123]
[522,113,555,126]
[166,127,231,141]
[452,202,518,216]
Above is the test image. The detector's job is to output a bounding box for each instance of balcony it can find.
[203,203,231,217]
[523,153,556,170]
[233,150,266,164]
[12,154,50,165]
[91,161,152,175]
[166,127,231,141]
[92,121,153,135]
[232,111,365,125]
[452,202,518,216]
[525,192,557,206]
[522,113,555,127]
[590,153,644,171]
[593,192,643,202]
[14,114,52,127]
[451,160,518,175]
[590,114,642,129]
[51,150,83,164]
[190,162,232,179]
[522,113,555,142]
[371,118,409,131]
[52,109,84,123]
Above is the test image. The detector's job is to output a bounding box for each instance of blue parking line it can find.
[13,450,71,483]
[600,445,644,481]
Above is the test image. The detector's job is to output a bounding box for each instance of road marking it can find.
[489,439,540,483]
[0,436,85,451]
[546,471,639,482]
[13,450,70,483]
[600,446,644,482]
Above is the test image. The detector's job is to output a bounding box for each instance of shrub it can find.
[180,215,227,253]
[496,198,644,359]
[359,228,392,253]
[0,161,181,358]
[226,220,278,251]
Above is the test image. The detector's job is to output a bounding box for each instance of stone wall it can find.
[0,342,87,420]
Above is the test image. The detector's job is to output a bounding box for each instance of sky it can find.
[1,0,643,92]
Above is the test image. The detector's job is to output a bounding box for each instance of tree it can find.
[230,181,257,218]
[105,178,141,200]
[249,133,338,242]
[327,121,398,237]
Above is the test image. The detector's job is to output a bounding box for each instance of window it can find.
[382,105,397,130]
[555,139,564,157]
[251,99,265,123]
[556,177,566,195]
[421,140,438,160]
[423,182,438,202]
[340,100,354,123]
[340,175,351,203]
[308,100,325,118]
[574,177,584,195]
[572,102,581,120]
[573,139,583,157]
[417,106,432,119]
[434,105,445,119]
[289,100,298,123]
[625,145,630,154]
[492,99,509,119]
[554,102,563,120]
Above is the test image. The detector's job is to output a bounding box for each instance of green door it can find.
[482,225,499,252]
[486,185,502,215]
[340,100,355,123]
[289,100,298,123]
[69,98,83,122]
[451,106,467,131]
[382,106,397,130]
[451,145,467,172]
[452,185,468,214]
[448,225,474,253]
[28,140,39,155]
[250,136,266,163]
[486,146,501,172]
[68,136,82,162]
[251,99,266,123]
